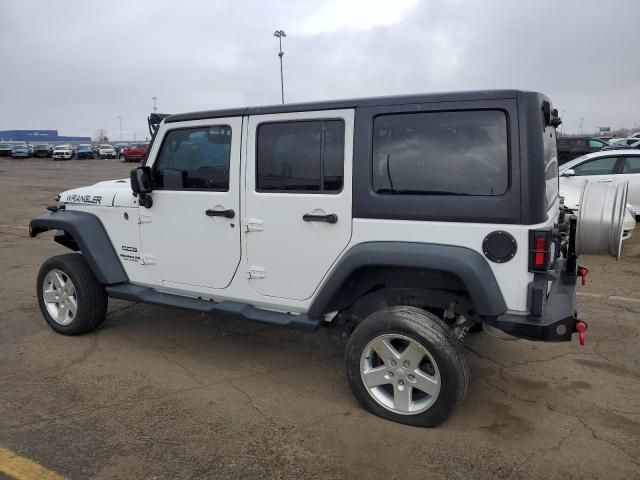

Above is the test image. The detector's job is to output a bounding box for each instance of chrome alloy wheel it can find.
[42,269,78,325]
[360,333,441,415]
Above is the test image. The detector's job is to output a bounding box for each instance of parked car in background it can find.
[75,144,94,159]
[560,151,639,239]
[52,145,73,160]
[119,143,149,162]
[11,144,30,159]
[560,150,640,218]
[0,143,13,157]
[33,144,52,158]
[602,138,640,151]
[98,144,117,159]
[556,136,608,164]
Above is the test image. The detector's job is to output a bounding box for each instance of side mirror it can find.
[562,169,575,177]
[130,166,153,194]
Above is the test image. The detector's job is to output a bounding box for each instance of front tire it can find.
[36,254,108,335]
[345,306,469,427]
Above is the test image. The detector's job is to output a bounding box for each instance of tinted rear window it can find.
[372,110,509,196]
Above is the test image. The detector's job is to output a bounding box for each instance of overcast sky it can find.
[1,0,639,140]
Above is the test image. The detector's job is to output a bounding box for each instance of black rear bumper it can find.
[484,258,580,342]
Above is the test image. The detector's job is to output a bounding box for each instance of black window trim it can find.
[370,107,512,198]
[255,117,346,195]
[151,124,232,193]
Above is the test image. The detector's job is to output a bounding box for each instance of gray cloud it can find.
[1,0,638,139]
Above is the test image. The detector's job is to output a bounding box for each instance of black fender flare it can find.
[29,210,128,285]
[308,242,507,318]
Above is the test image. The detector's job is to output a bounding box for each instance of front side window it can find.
[153,126,231,190]
[622,156,640,174]
[589,139,605,148]
[256,120,344,192]
[372,110,509,196]
[572,156,618,176]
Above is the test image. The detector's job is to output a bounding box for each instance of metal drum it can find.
[575,180,629,259]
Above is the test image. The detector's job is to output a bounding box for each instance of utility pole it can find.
[579,117,584,135]
[118,115,123,141]
[273,30,286,104]
[560,110,566,135]
[152,96,158,114]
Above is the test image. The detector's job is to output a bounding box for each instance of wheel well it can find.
[54,231,80,251]
[320,266,476,321]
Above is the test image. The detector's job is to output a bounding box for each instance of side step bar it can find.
[105,284,321,332]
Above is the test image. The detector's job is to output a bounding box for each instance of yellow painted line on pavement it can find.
[577,292,640,303]
[0,448,66,480]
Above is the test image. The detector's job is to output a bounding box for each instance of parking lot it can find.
[0,157,639,479]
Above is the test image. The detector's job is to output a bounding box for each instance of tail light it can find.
[529,229,552,272]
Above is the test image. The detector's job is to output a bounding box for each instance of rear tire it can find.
[36,253,108,335]
[345,306,469,427]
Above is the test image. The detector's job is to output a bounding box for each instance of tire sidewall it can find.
[36,255,105,335]
[345,307,467,427]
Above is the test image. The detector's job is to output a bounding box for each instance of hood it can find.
[61,179,133,207]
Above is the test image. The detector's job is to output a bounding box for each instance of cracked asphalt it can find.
[1,157,639,479]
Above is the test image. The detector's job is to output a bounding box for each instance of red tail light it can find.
[529,229,552,272]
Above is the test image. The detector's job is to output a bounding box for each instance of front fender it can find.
[30,210,128,285]
[308,242,508,318]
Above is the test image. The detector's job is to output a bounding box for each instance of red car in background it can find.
[119,143,149,162]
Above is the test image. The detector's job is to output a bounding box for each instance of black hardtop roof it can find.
[165,89,532,123]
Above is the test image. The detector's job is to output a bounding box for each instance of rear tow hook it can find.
[577,266,589,286]
[575,321,588,346]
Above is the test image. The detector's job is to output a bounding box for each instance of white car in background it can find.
[560,150,639,239]
[52,145,73,160]
[98,144,117,159]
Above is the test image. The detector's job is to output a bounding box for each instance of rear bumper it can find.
[484,258,580,342]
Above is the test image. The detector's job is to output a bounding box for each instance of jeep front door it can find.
[139,118,242,290]
[245,110,354,300]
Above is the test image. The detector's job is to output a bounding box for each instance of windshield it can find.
[0,144,11,148]
[54,146,68,150]
[35,144,49,149]
[100,145,114,149]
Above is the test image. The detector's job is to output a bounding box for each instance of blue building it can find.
[0,130,90,143]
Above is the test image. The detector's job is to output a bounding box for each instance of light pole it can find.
[579,117,584,135]
[117,115,123,141]
[152,96,158,114]
[561,110,565,135]
[273,29,286,104]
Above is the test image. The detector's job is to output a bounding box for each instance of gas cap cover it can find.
[482,231,517,263]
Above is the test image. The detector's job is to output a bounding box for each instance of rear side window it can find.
[589,139,605,148]
[622,157,640,174]
[257,120,344,193]
[543,125,559,209]
[153,126,231,190]
[572,157,618,176]
[372,110,508,196]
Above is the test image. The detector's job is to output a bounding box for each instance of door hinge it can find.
[246,265,266,279]
[141,254,156,265]
[139,213,152,224]
[244,218,263,232]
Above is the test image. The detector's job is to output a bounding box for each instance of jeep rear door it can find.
[244,109,354,300]
[139,117,242,289]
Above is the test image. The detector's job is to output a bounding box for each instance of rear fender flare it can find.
[308,242,507,318]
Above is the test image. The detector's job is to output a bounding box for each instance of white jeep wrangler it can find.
[30,90,628,427]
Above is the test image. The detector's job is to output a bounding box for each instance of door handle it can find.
[596,179,613,183]
[303,213,338,224]
[206,208,235,219]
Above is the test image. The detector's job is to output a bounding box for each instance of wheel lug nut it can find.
[403,360,410,368]
[398,380,405,386]
[389,359,397,367]
[388,371,394,377]
[408,374,415,381]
